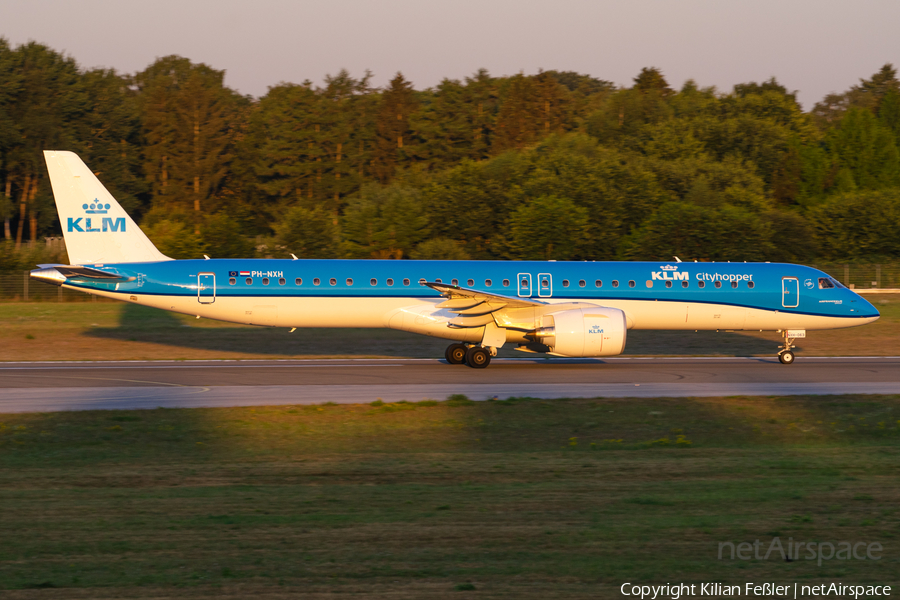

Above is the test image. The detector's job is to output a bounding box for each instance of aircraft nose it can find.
[853,294,880,320]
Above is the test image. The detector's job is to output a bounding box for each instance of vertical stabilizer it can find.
[44,150,170,265]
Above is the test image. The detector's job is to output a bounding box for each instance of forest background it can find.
[2,40,900,269]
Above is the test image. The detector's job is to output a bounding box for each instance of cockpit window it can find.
[818,277,834,289]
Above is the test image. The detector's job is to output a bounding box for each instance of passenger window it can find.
[595,280,602,288]
[485,279,492,287]
[646,280,653,288]
[502,279,510,287]
[279,278,286,285]
[731,280,738,289]
[229,277,236,285]
[665,281,672,288]
[714,281,722,289]
[612,280,619,288]
[748,281,755,289]
[541,280,549,288]
[628,280,635,288]
[452,279,459,286]
[295,278,302,285]
[682,280,689,288]
[346,278,353,286]
[418,278,426,285]
[562,280,570,287]
[435,278,442,283]
[403,278,410,286]
[245,277,253,285]
[330,278,337,286]
[386,278,394,286]
[370,278,377,286]
[578,280,586,287]
[818,277,834,289]
[467,279,474,286]
[698,281,705,289]
[262,277,269,286]
[313,278,320,286]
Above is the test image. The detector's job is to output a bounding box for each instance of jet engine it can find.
[533,307,627,357]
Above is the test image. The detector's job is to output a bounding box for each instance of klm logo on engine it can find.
[588,325,604,334]
[67,199,125,233]
[652,264,688,281]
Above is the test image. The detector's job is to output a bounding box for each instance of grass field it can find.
[1,294,898,361]
[1,394,898,598]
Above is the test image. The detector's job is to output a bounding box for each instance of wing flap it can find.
[424,281,544,309]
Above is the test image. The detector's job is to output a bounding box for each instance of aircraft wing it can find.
[423,281,545,328]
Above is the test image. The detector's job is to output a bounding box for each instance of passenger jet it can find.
[31,151,879,368]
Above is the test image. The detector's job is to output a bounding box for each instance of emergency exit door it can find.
[517,273,532,297]
[538,273,552,297]
[198,273,216,304]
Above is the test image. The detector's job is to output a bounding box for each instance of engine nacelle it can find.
[536,307,627,357]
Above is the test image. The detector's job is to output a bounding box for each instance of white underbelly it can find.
[84,289,870,337]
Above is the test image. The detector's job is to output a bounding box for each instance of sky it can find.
[2,0,899,109]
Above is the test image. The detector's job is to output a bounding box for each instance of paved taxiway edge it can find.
[1,382,899,413]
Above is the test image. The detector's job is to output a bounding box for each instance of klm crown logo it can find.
[67,199,125,233]
[84,200,110,214]
[660,265,678,271]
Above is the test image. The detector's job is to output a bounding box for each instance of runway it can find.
[0,356,898,412]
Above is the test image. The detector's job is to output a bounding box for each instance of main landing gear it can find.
[444,343,492,369]
[777,331,800,365]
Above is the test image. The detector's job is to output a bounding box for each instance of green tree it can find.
[4,42,86,246]
[507,195,589,260]
[410,238,471,260]
[827,107,900,190]
[879,87,900,149]
[493,72,570,153]
[273,205,338,258]
[409,70,497,168]
[136,56,246,232]
[619,202,773,261]
[810,190,900,259]
[78,68,146,216]
[200,213,256,258]
[340,183,429,258]
[585,68,674,146]
[371,73,418,183]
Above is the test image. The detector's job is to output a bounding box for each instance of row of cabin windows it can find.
[226,276,756,290]
[225,276,756,291]
[228,277,512,287]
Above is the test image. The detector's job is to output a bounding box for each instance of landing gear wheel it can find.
[777,331,799,365]
[465,346,491,369]
[445,343,468,365]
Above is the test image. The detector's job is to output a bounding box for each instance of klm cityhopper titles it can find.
[31,151,879,368]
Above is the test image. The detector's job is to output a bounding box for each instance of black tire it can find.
[465,346,491,369]
[445,344,468,365]
[778,350,795,365]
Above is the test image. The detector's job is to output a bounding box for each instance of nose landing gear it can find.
[777,330,804,364]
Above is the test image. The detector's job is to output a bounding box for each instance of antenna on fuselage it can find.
[291,254,298,260]
[673,256,682,263]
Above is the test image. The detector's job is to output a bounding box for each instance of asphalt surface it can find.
[0,357,898,412]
